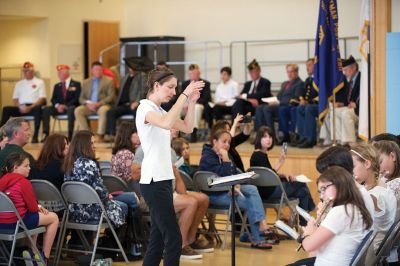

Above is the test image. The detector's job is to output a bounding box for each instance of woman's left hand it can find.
[38,205,49,214]
[188,89,201,103]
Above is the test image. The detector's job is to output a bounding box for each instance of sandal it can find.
[250,241,273,250]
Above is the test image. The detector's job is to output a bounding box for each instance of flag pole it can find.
[332,93,337,145]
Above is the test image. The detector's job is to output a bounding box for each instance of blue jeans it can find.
[278,105,297,135]
[208,184,265,242]
[296,105,307,138]
[296,104,318,142]
[254,104,278,131]
[114,192,139,215]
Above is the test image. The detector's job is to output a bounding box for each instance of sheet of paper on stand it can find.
[174,156,185,168]
[208,172,256,186]
[296,205,314,222]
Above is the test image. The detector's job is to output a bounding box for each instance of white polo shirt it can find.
[136,99,174,184]
[12,77,46,104]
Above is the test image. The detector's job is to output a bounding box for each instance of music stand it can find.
[208,172,257,266]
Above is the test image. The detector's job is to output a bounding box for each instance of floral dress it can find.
[111,149,134,182]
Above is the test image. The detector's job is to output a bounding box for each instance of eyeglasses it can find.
[317,183,334,195]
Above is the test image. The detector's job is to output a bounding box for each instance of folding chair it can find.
[193,171,249,250]
[178,170,198,191]
[350,230,376,266]
[99,160,112,175]
[0,192,46,266]
[247,166,299,223]
[51,114,68,133]
[102,175,129,193]
[119,114,134,121]
[30,180,67,266]
[60,182,129,265]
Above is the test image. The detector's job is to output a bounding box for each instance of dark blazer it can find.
[181,79,211,106]
[336,72,361,106]
[51,79,81,107]
[80,76,115,105]
[277,77,304,105]
[298,76,318,104]
[115,72,147,106]
[241,77,272,104]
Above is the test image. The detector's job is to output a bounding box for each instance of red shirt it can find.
[0,173,38,223]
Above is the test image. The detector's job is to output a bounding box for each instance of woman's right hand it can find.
[183,80,205,99]
[218,148,230,162]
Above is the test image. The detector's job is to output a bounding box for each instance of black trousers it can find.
[140,180,182,266]
[286,256,316,266]
[106,105,136,136]
[42,106,75,139]
[202,103,213,129]
[231,99,255,118]
[213,105,232,120]
[0,105,42,139]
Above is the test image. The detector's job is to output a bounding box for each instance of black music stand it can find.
[208,172,256,266]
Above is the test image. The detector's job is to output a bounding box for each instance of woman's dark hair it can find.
[316,146,353,174]
[112,121,137,155]
[37,134,68,171]
[1,152,28,176]
[370,133,400,147]
[171,137,189,157]
[63,130,95,175]
[317,166,373,230]
[372,140,400,179]
[220,66,232,76]
[254,126,275,151]
[210,129,231,145]
[146,69,176,97]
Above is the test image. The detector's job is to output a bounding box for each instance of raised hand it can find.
[183,80,204,99]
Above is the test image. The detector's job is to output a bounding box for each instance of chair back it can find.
[61,181,103,207]
[374,219,400,260]
[30,179,67,209]
[247,166,281,187]
[193,171,229,192]
[99,160,111,170]
[350,230,376,266]
[0,192,18,213]
[102,175,129,193]
[179,170,198,191]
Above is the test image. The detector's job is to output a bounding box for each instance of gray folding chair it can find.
[350,230,376,266]
[366,219,400,266]
[60,182,129,265]
[247,166,299,223]
[193,171,249,250]
[98,160,111,175]
[51,114,68,133]
[178,170,198,191]
[30,180,67,266]
[0,192,46,266]
[102,174,129,193]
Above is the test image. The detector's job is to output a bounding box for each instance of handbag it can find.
[103,199,126,228]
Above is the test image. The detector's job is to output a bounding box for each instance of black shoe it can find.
[40,134,48,143]
[294,137,308,147]
[277,134,290,145]
[289,133,299,144]
[190,128,198,143]
[297,139,316,148]
[290,137,305,147]
[31,137,39,144]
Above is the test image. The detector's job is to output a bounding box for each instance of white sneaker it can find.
[180,246,203,260]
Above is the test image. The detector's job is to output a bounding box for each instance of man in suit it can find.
[74,61,115,142]
[319,55,361,145]
[181,64,212,142]
[41,64,81,141]
[234,59,272,128]
[295,58,319,148]
[0,62,46,143]
[105,57,147,140]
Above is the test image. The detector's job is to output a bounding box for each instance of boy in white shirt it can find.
[213,67,239,120]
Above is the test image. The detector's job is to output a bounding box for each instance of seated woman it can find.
[199,129,272,249]
[64,130,137,226]
[351,143,396,251]
[0,153,59,265]
[111,121,140,183]
[373,140,400,220]
[250,126,315,225]
[211,114,251,172]
[290,166,373,266]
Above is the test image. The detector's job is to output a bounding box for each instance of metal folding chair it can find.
[178,170,199,191]
[51,114,68,133]
[60,182,129,265]
[102,175,129,193]
[0,192,46,266]
[350,230,376,266]
[30,180,67,266]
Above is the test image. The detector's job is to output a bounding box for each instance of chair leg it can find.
[222,206,232,250]
[53,212,67,266]
[0,241,13,266]
[90,215,104,266]
[206,213,222,244]
[55,213,69,264]
[104,216,129,264]
[51,117,56,134]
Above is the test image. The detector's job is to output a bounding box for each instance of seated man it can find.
[320,55,360,145]
[41,64,81,141]
[105,57,148,141]
[234,59,272,128]
[256,64,303,144]
[181,64,212,142]
[0,117,37,179]
[0,62,46,143]
[213,66,240,120]
[295,58,319,148]
[74,61,115,142]
[132,145,213,260]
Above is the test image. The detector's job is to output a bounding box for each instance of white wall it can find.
[122,0,362,86]
[393,0,400,32]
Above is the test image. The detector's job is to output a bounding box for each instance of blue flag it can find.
[313,0,344,123]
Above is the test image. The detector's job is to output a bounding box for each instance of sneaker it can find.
[190,239,214,253]
[22,250,34,266]
[34,251,47,266]
[180,246,203,260]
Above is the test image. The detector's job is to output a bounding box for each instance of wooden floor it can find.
[24,138,326,266]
